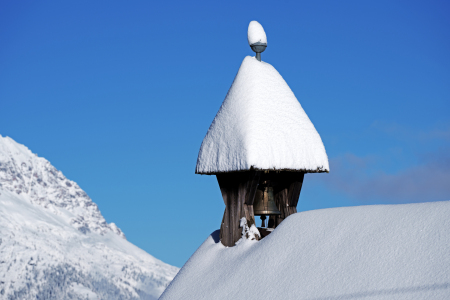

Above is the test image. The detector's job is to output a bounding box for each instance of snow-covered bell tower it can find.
[195,21,329,247]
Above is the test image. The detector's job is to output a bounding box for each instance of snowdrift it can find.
[161,201,450,299]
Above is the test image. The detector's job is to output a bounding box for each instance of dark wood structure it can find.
[216,170,305,247]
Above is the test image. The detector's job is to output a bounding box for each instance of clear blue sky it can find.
[1,1,449,267]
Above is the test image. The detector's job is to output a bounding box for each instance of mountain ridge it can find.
[0,135,178,299]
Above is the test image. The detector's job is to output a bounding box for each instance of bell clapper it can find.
[260,215,267,227]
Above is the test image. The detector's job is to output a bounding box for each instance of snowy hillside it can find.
[0,135,178,299]
[161,201,450,300]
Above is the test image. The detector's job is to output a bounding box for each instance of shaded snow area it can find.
[196,56,329,174]
[247,21,267,45]
[0,135,178,299]
[161,201,450,300]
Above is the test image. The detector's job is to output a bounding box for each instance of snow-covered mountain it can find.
[0,135,178,299]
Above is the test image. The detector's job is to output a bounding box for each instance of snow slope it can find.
[196,56,329,174]
[161,201,450,300]
[0,135,178,299]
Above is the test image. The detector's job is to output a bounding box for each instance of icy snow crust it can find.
[196,56,329,174]
[161,201,450,300]
[248,21,267,45]
[0,135,178,299]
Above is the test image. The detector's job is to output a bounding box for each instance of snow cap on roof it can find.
[248,21,267,45]
[196,56,329,174]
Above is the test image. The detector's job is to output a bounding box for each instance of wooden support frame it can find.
[217,170,304,246]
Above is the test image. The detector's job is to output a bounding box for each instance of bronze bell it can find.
[253,186,281,227]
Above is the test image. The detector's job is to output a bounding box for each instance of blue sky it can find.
[1,1,449,267]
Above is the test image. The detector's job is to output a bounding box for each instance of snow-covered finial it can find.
[248,21,267,62]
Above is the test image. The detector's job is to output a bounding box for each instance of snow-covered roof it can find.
[195,56,329,174]
[161,201,450,300]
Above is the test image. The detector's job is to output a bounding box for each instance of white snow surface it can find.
[161,201,450,300]
[248,21,267,45]
[0,135,179,299]
[196,56,329,174]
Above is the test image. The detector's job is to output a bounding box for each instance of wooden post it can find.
[217,171,261,247]
[274,187,289,227]
[269,172,304,228]
[287,173,304,214]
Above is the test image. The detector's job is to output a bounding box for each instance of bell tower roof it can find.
[195,56,329,175]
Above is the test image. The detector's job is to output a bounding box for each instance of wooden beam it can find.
[268,172,305,228]
[287,173,304,209]
[245,172,261,205]
[217,171,260,247]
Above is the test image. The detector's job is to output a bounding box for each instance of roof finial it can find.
[248,21,267,62]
